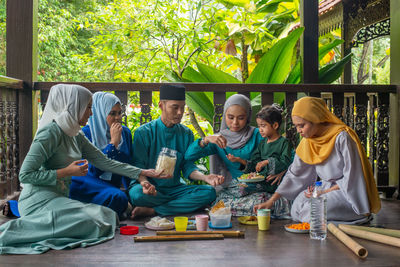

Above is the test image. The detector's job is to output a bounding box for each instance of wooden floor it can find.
[1,199,400,266]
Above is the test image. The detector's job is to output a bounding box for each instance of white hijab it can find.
[38,84,93,137]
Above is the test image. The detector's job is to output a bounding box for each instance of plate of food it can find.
[237,172,265,183]
[238,216,258,225]
[284,222,310,233]
[187,219,196,230]
[144,216,175,231]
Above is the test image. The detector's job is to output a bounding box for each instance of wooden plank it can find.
[156,230,245,238]
[33,82,398,94]
[134,234,224,242]
[261,92,273,106]
[0,75,24,90]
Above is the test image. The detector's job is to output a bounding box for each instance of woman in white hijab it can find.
[0,84,165,255]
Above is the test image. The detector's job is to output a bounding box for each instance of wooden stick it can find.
[328,223,368,259]
[340,225,400,238]
[134,234,224,242]
[156,230,245,238]
[339,224,400,248]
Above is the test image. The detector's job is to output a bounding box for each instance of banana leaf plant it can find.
[181,34,351,129]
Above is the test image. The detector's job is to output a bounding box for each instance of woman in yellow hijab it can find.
[254,97,380,223]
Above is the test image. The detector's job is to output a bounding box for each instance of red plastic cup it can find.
[195,214,209,231]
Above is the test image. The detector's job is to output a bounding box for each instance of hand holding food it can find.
[202,134,227,149]
[205,174,225,186]
[255,160,269,172]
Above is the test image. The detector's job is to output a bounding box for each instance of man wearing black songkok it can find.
[129,84,224,218]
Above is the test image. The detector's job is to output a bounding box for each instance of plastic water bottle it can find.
[310,181,327,240]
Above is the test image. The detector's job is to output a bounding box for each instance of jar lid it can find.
[120,226,139,235]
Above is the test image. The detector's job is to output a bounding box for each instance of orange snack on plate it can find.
[287,222,310,230]
[210,200,225,213]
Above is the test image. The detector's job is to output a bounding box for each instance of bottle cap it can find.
[315,181,322,186]
[120,226,139,235]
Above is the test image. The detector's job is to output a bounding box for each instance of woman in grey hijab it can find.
[186,94,291,217]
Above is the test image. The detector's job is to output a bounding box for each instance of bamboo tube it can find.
[156,230,245,238]
[328,223,368,259]
[339,224,400,248]
[134,234,224,242]
[340,225,400,238]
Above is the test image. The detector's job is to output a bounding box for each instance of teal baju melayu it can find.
[128,118,216,216]
[0,122,142,254]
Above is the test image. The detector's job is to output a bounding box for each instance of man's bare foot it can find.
[130,206,155,219]
[2,202,9,217]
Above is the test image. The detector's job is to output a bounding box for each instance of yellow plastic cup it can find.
[174,216,188,231]
[257,209,271,231]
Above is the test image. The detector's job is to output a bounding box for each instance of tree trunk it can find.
[241,36,249,83]
[357,41,370,84]
[188,108,205,137]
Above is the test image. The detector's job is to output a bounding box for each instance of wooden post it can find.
[6,0,38,166]
[341,4,352,84]
[390,0,400,197]
[300,0,319,88]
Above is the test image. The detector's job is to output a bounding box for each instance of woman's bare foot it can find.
[130,206,155,219]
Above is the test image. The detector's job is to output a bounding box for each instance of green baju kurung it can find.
[0,122,142,254]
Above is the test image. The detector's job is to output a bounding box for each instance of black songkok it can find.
[159,84,186,101]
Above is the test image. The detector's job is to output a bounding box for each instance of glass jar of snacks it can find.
[155,147,177,177]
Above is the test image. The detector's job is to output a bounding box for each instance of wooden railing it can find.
[34,82,399,198]
[1,80,399,204]
[0,76,24,204]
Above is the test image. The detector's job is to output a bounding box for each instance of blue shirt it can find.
[82,125,133,188]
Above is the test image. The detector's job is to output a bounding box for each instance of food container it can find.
[210,212,232,227]
[155,147,177,177]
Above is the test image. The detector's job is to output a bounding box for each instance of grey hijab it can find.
[210,94,255,189]
[219,94,255,148]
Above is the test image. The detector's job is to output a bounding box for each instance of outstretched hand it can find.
[266,170,286,185]
[204,174,225,186]
[141,169,172,179]
[204,134,227,149]
[227,154,241,162]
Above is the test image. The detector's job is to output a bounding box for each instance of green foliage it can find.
[246,27,303,83]
[319,53,352,84]
[37,0,106,81]
[0,0,6,76]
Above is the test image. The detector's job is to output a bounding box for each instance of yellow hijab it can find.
[292,97,381,214]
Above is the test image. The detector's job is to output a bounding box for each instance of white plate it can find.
[237,177,265,183]
[144,221,175,231]
[284,224,309,234]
